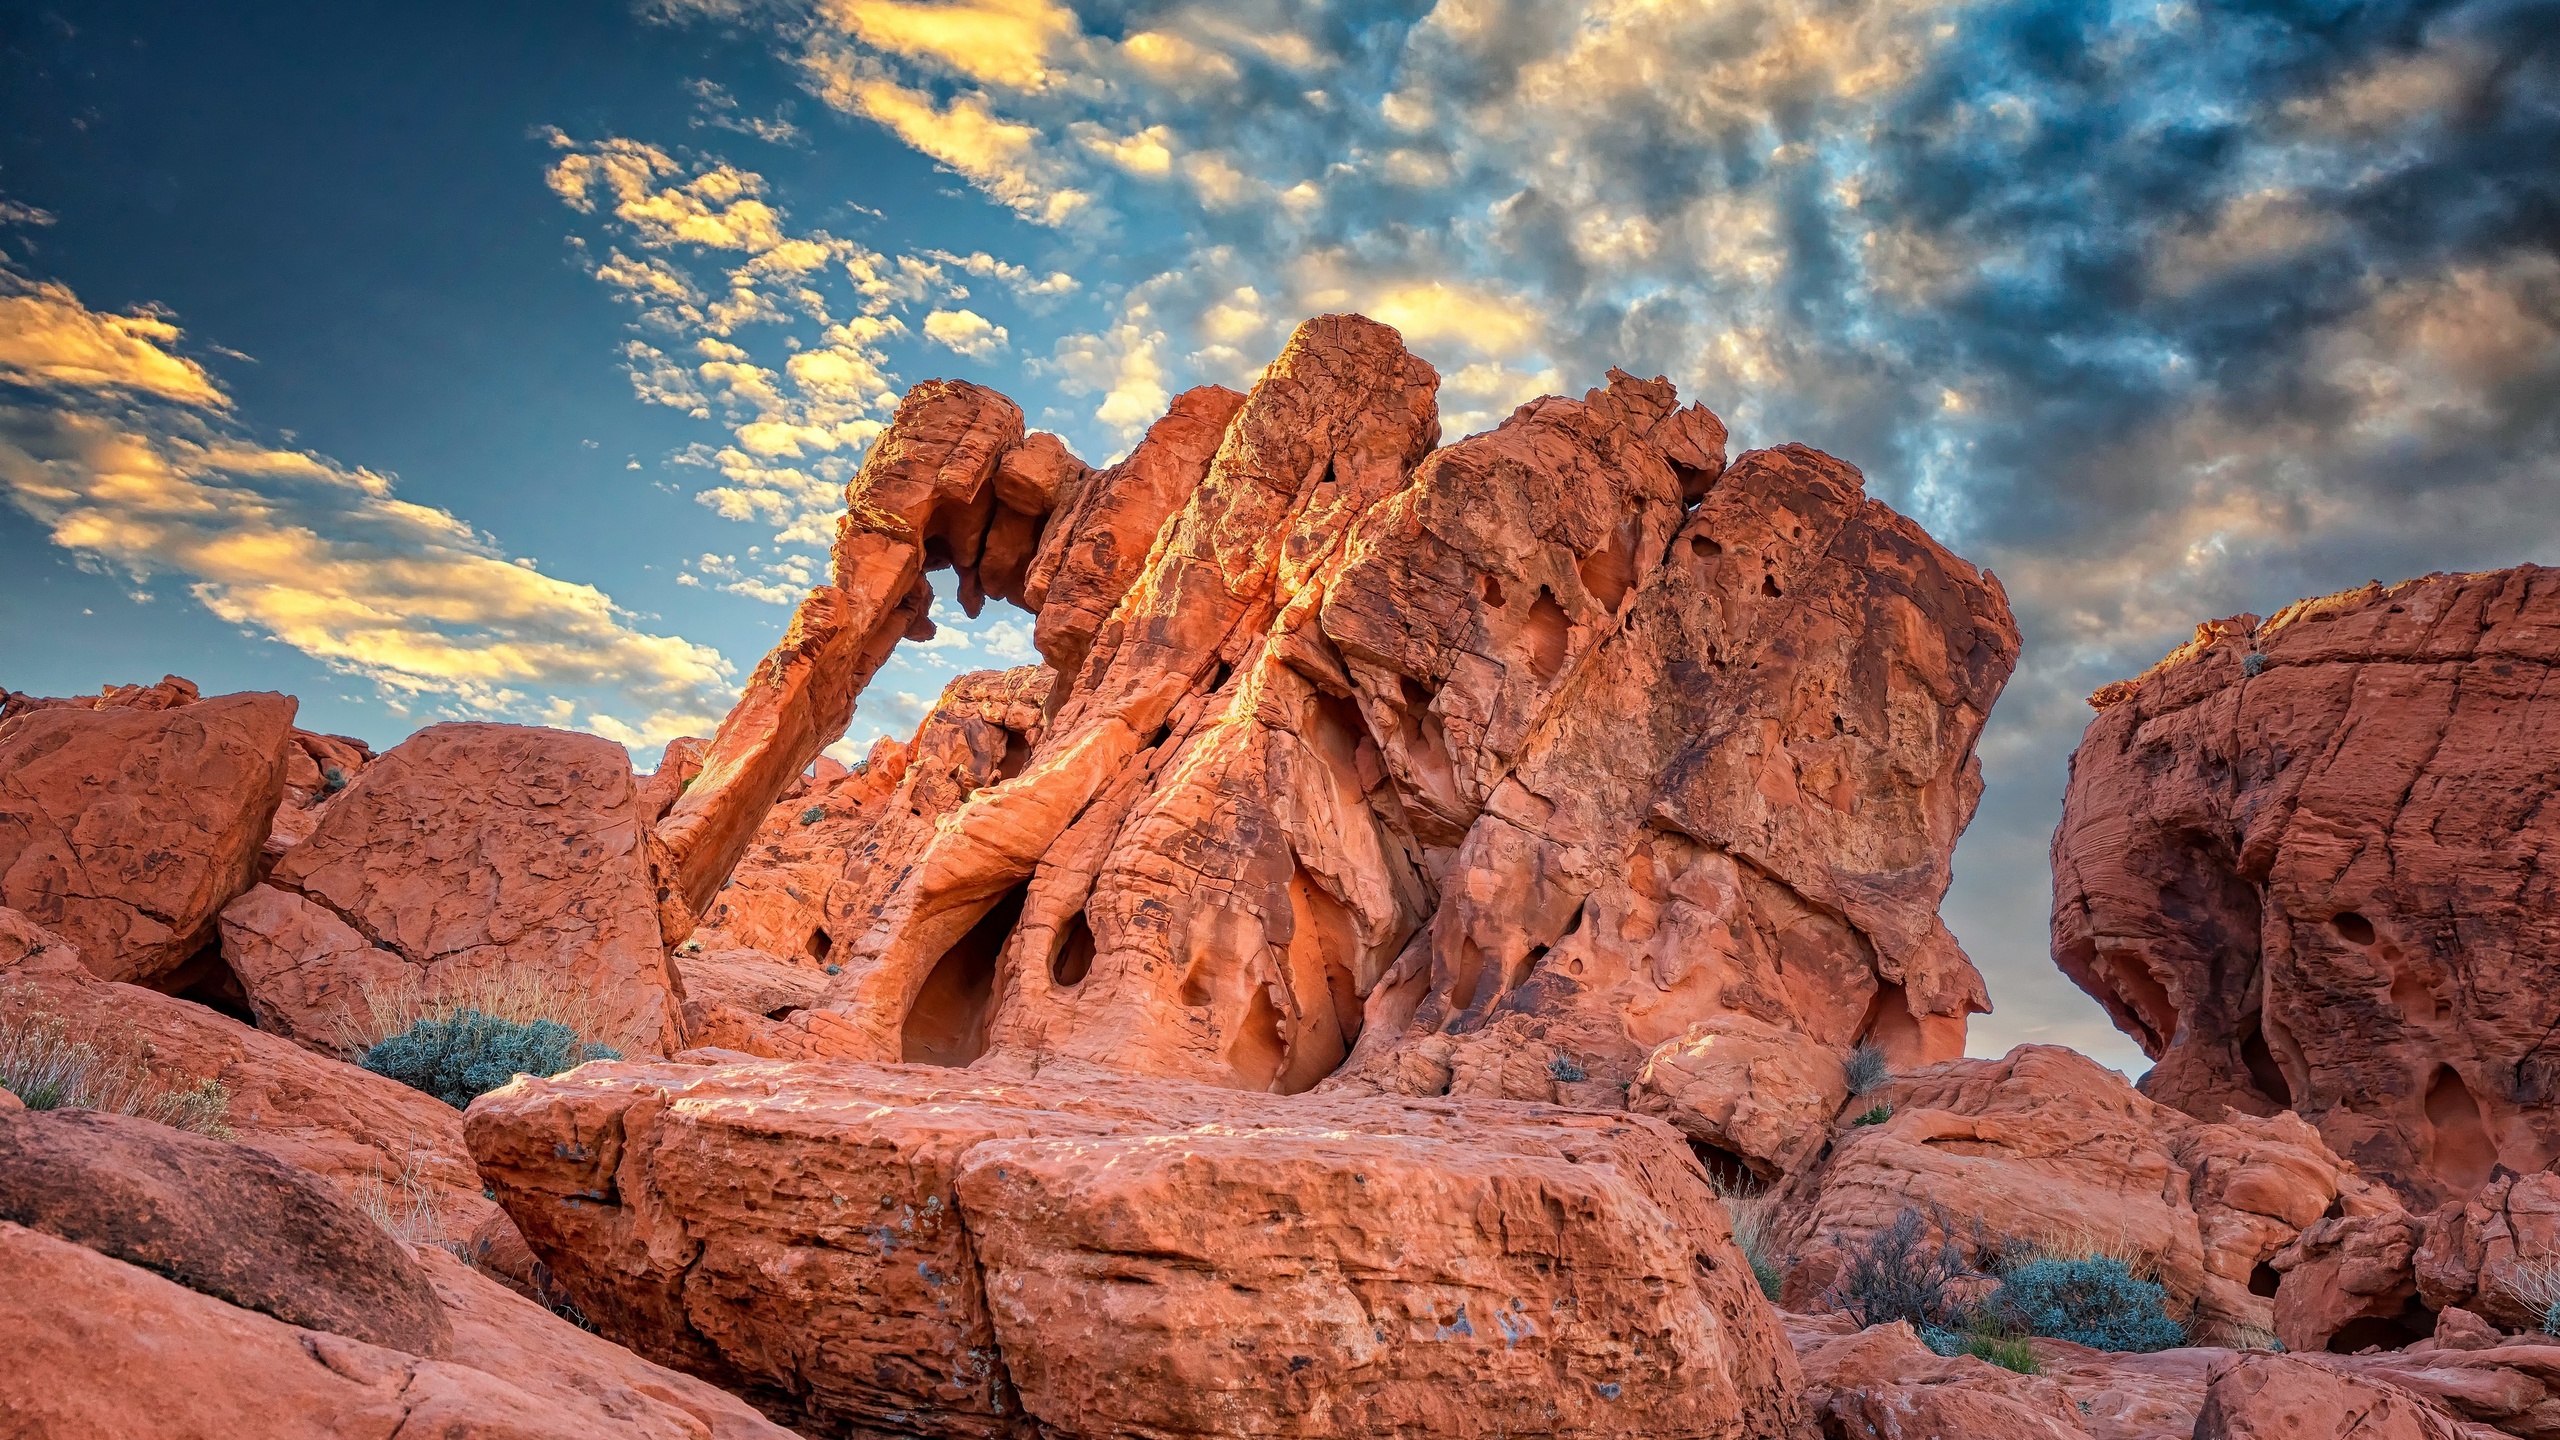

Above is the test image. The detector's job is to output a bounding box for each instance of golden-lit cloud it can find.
[0,270,733,746]
[800,59,1089,224]
[923,307,1009,358]
[0,276,231,408]
[817,0,1077,90]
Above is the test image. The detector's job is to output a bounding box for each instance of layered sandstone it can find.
[1766,1045,2362,1345]
[0,906,495,1244]
[2053,567,2560,1204]
[465,1055,1803,1439]
[218,722,682,1057]
[706,315,2016,1112]
[0,689,295,983]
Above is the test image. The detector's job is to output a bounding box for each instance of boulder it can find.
[669,945,833,1057]
[2052,567,2560,1204]
[1797,1322,2095,1438]
[0,689,295,983]
[1628,1013,1850,1181]
[1768,1046,2350,1343]
[0,1107,451,1355]
[2418,1173,2560,1331]
[264,728,376,858]
[2194,1352,2473,1439]
[465,1055,1804,1439]
[0,1220,795,1439]
[0,907,494,1244]
[2272,1210,2436,1354]
[219,722,681,1057]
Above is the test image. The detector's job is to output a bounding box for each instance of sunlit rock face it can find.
[2052,566,2560,1205]
[687,312,2020,1105]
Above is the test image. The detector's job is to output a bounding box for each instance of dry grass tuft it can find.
[337,968,607,1059]
[0,987,234,1138]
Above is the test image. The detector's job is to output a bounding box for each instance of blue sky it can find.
[4,0,2554,1072]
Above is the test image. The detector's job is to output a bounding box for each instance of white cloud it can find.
[923,308,1009,358]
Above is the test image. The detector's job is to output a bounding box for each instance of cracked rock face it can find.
[464,1055,1805,1440]
[707,314,2017,1104]
[219,722,683,1057]
[0,689,296,985]
[2052,566,2560,1204]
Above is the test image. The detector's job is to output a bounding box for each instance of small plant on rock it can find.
[1853,1103,1893,1126]
[360,1009,620,1109]
[1843,1040,1891,1095]
[1979,1255,2186,1353]
[1548,1053,1589,1084]
[0,994,234,1137]
[1709,1172,1784,1302]
[1919,1325,2043,1375]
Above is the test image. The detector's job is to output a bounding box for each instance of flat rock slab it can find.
[465,1056,1803,1440]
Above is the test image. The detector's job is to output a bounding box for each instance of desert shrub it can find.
[1827,1204,1975,1330]
[1919,1325,2043,1375]
[1843,1041,1890,1095]
[1853,1103,1893,1126]
[0,999,233,1137]
[799,806,826,825]
[1980,1255,2185,1353]
[1548,1053,1589,1084]
[360,1009,619,1109]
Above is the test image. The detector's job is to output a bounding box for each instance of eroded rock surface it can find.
[0,689,295,984]
[1767,1045,2355,1345]
[0,906,496,1244]
[466,1056,1804,1439]
[217,722,681,1057]
[708,315,2016,1115]
[2053,567,2560,1204]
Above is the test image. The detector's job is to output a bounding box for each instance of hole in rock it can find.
[1480,573,1506,608]
[764,1006,801,1022]
[808,928,833,965]
[1688,1140,1760,1190]
[1523,588,1571,683]
[996,728,1032,782]
[2389,966,2440,1025]
[2333,912,2377,946]
[2249,1262,2282,1298]
[154,940,256,1025]
[1577,518,1640,613]
[1858,981,1926,1068]
[1690,534,1722,558]
[2327,1304,2435,1354]
[1229,982,1288,1092]
[2424,1065,2499,1194]
[901,885,1026,1067]
[1508,944,1550,992]
[1050,911,1095,988]
[2240,1017,2293,1108]
[1761,574,1783,598]
[1675,464,1716,507]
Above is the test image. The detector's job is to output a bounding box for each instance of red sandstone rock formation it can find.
[0,689,295,984]
[1,906,495,1244]
[703,315,2016,1111]
[465,1055,1804,1439]
[0,1217,792,1438]
[647,382,1050,942]
[2054,567,2560,1205]
[218,722,683,1057]
[1766,1045,2361,1345]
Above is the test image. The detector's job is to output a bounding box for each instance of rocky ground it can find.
[4,313,2556,1438]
